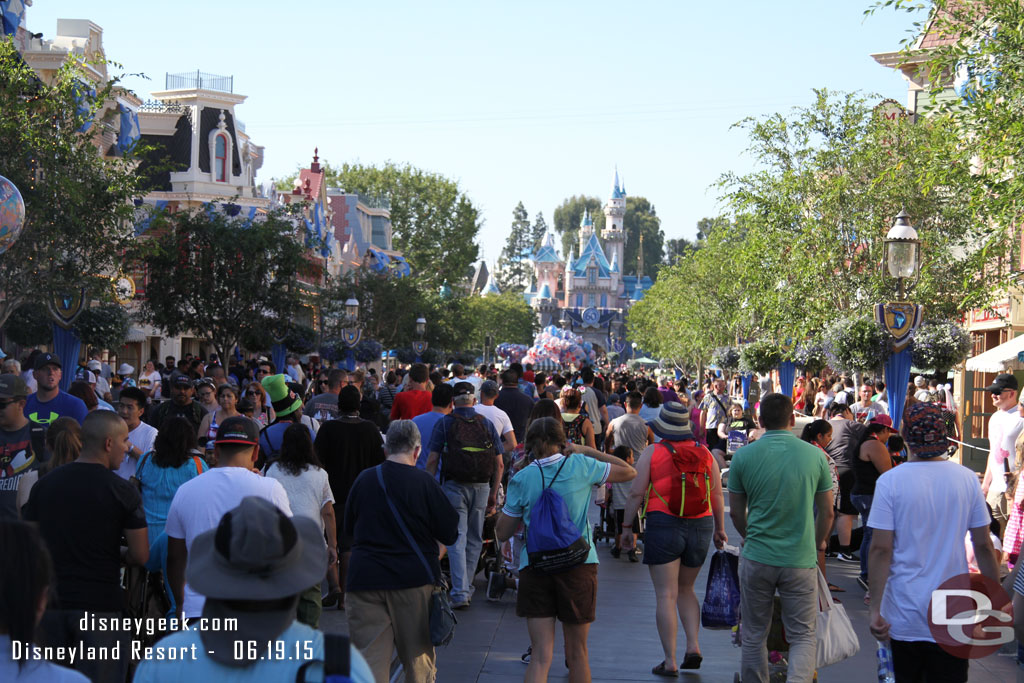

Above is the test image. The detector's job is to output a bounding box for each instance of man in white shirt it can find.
[473,380,516,452]
[448,363,483,400]
[166,416,292,620]
[981,373,1023,536]
[869,402,998,682]
[114,387,157,480]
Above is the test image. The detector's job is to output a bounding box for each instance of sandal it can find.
[827,583,845,592]
[681,653,703,669]
[652,661,678,677]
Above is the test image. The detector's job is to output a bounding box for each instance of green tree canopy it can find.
[623,197,664,279]
[0,40,144,328]
[497,201,533,291]
[136,207,314,360]
[553,195,603,258]
[531,212,549,253]
[465,291,538,349]
[283,162,481,288]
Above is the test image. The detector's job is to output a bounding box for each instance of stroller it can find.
[592,483,617,544]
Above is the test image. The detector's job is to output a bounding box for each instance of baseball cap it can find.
[33,352,61,371]
[902,402,949,458]
[453,381,475,397]
[214,416,260,445]
[171,373,194,388]
[868,414,893,428]
[0,374,29,399]
[985,373,1018,394]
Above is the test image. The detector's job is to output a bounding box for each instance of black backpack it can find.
[441,413,498,484]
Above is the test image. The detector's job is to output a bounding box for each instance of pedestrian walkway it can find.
[322,507,1019,681]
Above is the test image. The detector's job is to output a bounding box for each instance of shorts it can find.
[706,431,724,451]
[891,639,968,683]
[642,512,714,567]
[516,563,598,623]
[836,467,858,515]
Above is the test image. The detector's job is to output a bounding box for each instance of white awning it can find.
[126,327,147,343]
[964,333,1024,373]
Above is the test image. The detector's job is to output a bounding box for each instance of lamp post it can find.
[885,210,921,301]
[412,316,428,363]
[875,210,924,431]
[341,298,361,371]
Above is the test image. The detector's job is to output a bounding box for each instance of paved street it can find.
[323,505,1019,682]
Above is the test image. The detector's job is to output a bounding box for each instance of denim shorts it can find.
[642,512,714,567]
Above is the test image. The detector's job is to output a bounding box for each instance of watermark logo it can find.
[927,573,1014,659]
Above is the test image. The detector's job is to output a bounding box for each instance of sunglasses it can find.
[991,388,1010,396]
[0,399,14,409]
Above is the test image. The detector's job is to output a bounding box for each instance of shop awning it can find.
[964,334,1024,373]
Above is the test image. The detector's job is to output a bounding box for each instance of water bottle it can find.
[876,640,895,683]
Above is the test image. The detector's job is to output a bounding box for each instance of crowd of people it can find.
[0,345,1023,682]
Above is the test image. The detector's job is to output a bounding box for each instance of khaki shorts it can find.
[516,563,598,624]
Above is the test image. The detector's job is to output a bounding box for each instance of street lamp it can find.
[884,210,920,300]
[875,209,924,433]
[413,316,428,363]
[344,298,360,325]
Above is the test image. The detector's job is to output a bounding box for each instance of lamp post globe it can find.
[344,298,359,325]
[415,316,426,338]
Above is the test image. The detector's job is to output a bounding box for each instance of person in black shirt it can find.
[495,369,534,444]
[314,385,386,607]
[146,373,205,432]
[24,411,148,683]
[345,419,458,682]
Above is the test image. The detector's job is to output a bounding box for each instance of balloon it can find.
[0,175,26,256]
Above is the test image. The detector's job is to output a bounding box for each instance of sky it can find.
[26,0,925,268]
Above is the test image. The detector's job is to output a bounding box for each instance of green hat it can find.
[261,374,301,418]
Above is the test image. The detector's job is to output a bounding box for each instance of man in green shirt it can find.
[728,393,834,683]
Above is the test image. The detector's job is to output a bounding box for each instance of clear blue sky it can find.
[27,0,923,267]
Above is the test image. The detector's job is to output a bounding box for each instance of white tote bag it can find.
[816,570,860,668]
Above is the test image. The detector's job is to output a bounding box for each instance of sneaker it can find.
[451,598,471,610]
[627,549,639,563]
[610,546,621,558]
[487,572,507,601]
[856,576,869,591]
[836,552,860,563]
[521,646,531,664]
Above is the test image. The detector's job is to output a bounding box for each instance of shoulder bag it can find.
[375,465,457,647]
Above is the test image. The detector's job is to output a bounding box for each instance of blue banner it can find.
[271,343,287,377]
[741,373,752,411]
[1,0,26,37]
[117,104,140,155]
[778,361,796,398]
[885,347,913,431]
[52,324,82,393]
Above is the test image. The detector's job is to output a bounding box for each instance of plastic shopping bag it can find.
[701,545,741,629]
[815,569,860,667]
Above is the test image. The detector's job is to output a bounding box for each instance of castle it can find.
[518,171,653,352]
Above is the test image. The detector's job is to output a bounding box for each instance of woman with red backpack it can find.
[619,401,727,678]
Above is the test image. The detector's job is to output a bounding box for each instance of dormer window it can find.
[588,267,597,284]
[214,134,228,182]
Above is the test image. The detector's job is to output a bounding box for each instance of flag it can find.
[1,0,26,37]
[117,104,140,155]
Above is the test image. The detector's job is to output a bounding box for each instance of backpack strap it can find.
[135,451,152,481]
[192,455,205,475]
[324,633,351,678]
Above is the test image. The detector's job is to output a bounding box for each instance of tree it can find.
[622,197,665,279]
[137,207,314,361]
[629,88,993,361]
[465,292,537,350]
[696,216,729,242]
[322,271,437,352]
[311,162,481,288]
[869,1,1024,262]
[663,237,697,266]
[0,40,144,328]
[531,212,549,252]
[553,195,603,258]
[497,201,533,291]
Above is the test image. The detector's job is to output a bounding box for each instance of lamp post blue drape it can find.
[885,347,912,430]
[271,343,287,376]
[741,373,752,410]
[778,361,796,398]
[345,349,355,372]
[52,324,81,392]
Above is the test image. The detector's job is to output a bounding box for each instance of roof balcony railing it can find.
[164,70,234,93]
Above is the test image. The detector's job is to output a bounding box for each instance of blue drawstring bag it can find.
[526,457,590,574]
[701,548,741,629]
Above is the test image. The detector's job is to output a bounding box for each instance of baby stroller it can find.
[592,483,617,544]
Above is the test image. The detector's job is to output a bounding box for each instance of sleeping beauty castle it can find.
[479,171,653,353]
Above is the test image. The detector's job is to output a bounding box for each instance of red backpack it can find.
[642,440,713,519]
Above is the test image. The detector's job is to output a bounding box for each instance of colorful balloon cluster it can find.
[522,325,597,367]
[495,342,528,363]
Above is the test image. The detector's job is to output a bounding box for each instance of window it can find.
[215,134,228,182]
[600,293,607,308]
[588,294,596,307]
[576,293,583,307]
[588,267,597,284]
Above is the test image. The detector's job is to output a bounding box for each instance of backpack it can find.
[525,457,590,574]
[294,633,352,683]
[441,413,497,483]
[642,440,713,519]
[563,413,587,445]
